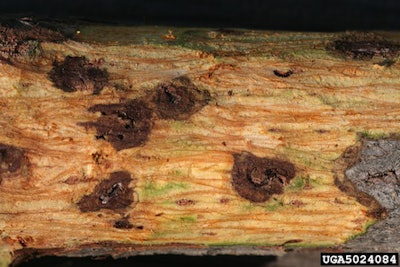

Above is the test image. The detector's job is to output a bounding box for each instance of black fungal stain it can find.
[77,171,135,212]
[49,56,109,94]
[231,152,296,202]
[0,143,27,183]
[0,19,66,63]
[273,69,293,78]
[83,99,152,151]
[327,33,400,60]
[377,59,396,67]
[114,218,133,229]
[152,76,211,120]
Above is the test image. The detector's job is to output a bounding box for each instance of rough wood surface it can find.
[0,21,400,265]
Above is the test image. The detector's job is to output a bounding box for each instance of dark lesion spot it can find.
[77,171,136,212]
[327,33,400,60]
[231,152,296,202]
[273,69,293,78]
[0,18,66,64]
[49,56,109,94]
[91,151,108,165]
[219,198,230,204]
[152,76,211,120]
[268,128,283,133]
[315,129,330,134]
[113,217,133,229]
[82,99,153,151]
[175,199,196,206]
[0,143,28,183]
[377,59,396,67]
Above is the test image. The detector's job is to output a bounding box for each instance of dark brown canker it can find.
[152,76,211,120]
[0,143,27,183]
[83,99,153,151]
[77,171,135,212]
[0,19,66,64]
[326,33,400,60]
[49,56,109,94]
[231,152,295,202]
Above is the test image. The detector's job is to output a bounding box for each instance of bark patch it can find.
[333,138,400,219]
[231,152,296,202]
[327,33,400,60]
[77,171,135,212]
[338,138,400,250]
[0,143,28,183]
[49,56,109,94]
[83,99,153,151]
[345,139,400,212]
[152,76,211,120]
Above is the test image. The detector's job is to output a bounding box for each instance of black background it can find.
[1,0,400,31]
[2,0,399,266]
[18,255,277,267]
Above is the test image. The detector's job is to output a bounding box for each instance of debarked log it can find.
[0,20,400,266]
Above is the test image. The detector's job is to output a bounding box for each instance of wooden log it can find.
[1,20,400,265]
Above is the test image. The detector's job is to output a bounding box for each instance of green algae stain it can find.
[241,198,284,212]
[264,198,284,212]
[285,176,306,192]
[179,215,198,223]
[358,130,393,140]
[142,181,189,199]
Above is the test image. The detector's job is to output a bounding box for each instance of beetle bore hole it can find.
[273,69,293,78]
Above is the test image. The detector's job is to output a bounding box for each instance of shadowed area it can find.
[17,255,277,267]
[1,0,400,31]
